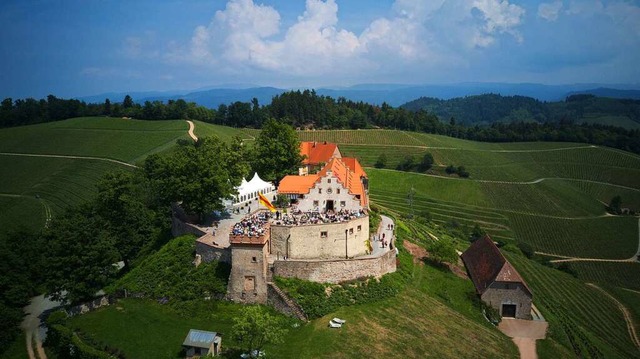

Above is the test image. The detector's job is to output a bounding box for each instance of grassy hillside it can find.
[67,224,518,359]
[0,117,189,163]
[0,118,253,234]
[506,253,639,358]
[300,128,640,357]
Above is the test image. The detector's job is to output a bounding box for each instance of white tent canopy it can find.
[230,173,276,207]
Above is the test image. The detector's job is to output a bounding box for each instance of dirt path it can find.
[587,283,640,349]
[186,120,198,141]
[341,141,595,153]
[22,294,62,359]
[498,318,548,359]
[0,152,138,168]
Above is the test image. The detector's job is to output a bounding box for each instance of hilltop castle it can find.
[173,141,396,308]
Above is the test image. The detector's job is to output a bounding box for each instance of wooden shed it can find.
[183,329,222,357]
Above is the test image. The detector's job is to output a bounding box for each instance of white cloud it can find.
[538,1,563,21]
[169,0,526,79]
[121,32,159,59]
[566,0,603,16]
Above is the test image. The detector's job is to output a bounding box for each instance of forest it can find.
[401,93,640,126]
[1,90,639,154]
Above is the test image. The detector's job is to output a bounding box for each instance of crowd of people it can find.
[230,208,368,238]
[274,209,366,226]
[231,211,270,237]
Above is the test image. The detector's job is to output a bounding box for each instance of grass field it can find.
[564,262,640,291]
[192,121,260,143]
[67,237,519,359]
[0,117,188,163]
[506,252,639,358]
[0,155,133,233]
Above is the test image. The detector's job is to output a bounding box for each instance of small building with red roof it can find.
[461,235,533,319]
[299,141,342,175]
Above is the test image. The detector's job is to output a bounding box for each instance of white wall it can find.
[295,172,362,212]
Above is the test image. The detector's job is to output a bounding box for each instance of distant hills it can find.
[77,83,640,109]
[400,93,640,129]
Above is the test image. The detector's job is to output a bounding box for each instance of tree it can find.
[428,238,458,265]
[104,98,111,116]
[417,152,434,172]
[43,205,120,303]
[95,171,160,268]
[457,166,469,178]
[396,155,415,171]
[374,153,387,168]
[122,95,134,109]
[608,195,622,214]
[445,165,457,174]
[470,224,486,242]
[233,306,287,357]
[251,119,302,184]
[145,136,248,221]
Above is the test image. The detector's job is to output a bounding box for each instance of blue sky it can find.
[1,0,639,99]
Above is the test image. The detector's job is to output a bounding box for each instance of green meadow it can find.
[66,231,519,359]
[1,121,639,357]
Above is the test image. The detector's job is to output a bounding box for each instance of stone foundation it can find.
[273,248,396,284]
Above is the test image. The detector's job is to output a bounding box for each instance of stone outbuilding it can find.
[182,329,222,357]
[461,236,533,319]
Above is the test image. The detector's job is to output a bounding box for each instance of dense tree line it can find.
[2,91,640,154]
[402,93,640,126]
[0,95,217,128]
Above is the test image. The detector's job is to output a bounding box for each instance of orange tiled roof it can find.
[278,175,320,194]
[341,157,367,179]
[317,157,368,207]
[300,141,339,165]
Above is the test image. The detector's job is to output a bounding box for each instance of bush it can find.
[517,242,534,259]
[445,165,457,174]
[374,153,387,169]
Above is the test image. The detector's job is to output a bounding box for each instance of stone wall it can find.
[270,216,369,260]
[273,248,396,284]
[195,241,231,264]
[227,242,269,304]
[171,212,206,238]
[481,282,532,320]
[267,283,307,321]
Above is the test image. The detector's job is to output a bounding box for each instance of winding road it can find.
[186,120,198,141]
[587,283,640,350]
[535,218,640,263]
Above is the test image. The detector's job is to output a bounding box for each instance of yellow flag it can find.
[258,192,276,212]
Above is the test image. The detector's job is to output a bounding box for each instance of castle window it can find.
[244,276,255,291]
[327,188,332,194]
[340,201,346,207]
[321,231,328,238]
[251,256,257,263]
[357,225,361,231]
[349,228,354,234]
[337,188,341,194]
[328,179,331,183]
[313,200,319,207]
[318,188,322,194]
